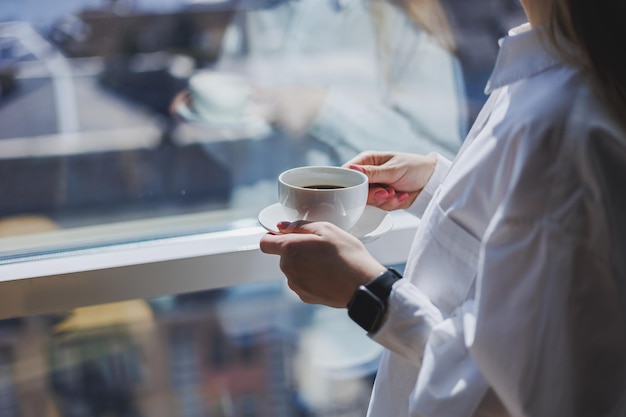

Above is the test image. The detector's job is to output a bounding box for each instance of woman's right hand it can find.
[344,151,437,211]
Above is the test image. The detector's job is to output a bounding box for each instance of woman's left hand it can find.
[259,220,386,308]
[253,86,327,137]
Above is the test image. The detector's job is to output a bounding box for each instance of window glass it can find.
[0,278,385,417]
[0,0,525,258]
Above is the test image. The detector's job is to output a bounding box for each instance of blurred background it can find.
[0,0,525,416]
[0,0,524,242]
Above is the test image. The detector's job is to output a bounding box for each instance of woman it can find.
[193,0,467,161]
[260,0,626,416]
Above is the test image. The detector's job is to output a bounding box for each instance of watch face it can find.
[348,287,385,332]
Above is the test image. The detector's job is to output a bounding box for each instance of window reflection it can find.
[0,276,401,417]
[0,0,524,255]
[0,2,235,238]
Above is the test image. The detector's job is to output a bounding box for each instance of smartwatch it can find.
[347,268,402,333]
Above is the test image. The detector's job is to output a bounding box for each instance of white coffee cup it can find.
[278,166,369,230]
[187,71,251,122]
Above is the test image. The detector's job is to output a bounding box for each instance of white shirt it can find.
[368,23,626,417]
[217,0,466,161]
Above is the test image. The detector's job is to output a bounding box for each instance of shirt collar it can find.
[484,23,563,94]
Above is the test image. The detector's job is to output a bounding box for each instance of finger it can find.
[259,223,325,255]
[278,220,338,236]
[276,220,310,233]
[260,231,314,254]
[259,232,286,255]
[397,192,410,203]
[375,191,415,211]
[368,185,397,205]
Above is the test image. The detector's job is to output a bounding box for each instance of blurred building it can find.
[0,12,234,222]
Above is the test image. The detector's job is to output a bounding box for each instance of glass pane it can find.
[0,0,526,257]
[0,277,391,417]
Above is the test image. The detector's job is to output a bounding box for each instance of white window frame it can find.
[0,211,419,319]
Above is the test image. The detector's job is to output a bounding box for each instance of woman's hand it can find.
[259,221,386,308]
[169,89,191,121]
[253,86,327,137]
[344,151,437,211]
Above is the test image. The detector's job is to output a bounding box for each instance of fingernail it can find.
[348,164,365,173]
[277,221,291,229]
[374,189,388,200]
[397,192,409,202]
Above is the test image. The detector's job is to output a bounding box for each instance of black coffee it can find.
[303,184,345,190]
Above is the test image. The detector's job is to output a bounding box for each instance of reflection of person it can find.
[260,0,626,415]
[182,0,467,162]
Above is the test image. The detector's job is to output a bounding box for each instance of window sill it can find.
[0,211,419,319]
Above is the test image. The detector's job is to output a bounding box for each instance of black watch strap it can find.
[347,268,402,332]
[365,267,402,302]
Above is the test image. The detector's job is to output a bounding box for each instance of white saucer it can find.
[175,98,272,138]
[258,203,393,242]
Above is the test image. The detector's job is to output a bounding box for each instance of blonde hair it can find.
[369,0,456,54]
[390,0,456,53]
[543,0,626,112]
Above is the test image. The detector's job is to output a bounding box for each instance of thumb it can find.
[277,220,336,236]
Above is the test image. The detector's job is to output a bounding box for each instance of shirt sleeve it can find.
[370,282,492,417]
[406,152,451,218]
[370,279,443,364]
